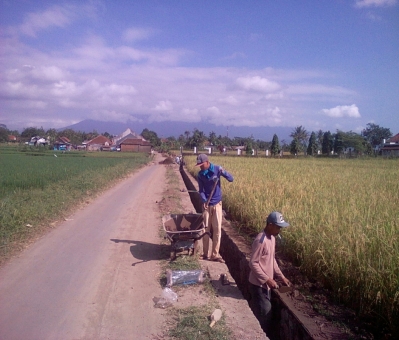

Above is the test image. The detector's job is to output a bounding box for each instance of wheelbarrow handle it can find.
[193,231,211,241]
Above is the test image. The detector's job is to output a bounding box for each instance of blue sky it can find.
[1,0,398,135]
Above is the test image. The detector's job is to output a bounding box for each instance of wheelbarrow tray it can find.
[162,214,205,260]
[162,213,205,240]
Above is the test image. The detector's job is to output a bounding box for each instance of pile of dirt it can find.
[159,157,175,165]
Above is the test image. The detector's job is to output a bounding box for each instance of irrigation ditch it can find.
[178,161,361,340]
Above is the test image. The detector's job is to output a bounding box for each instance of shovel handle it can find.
[192,177,219,229]
[205,177,219,208]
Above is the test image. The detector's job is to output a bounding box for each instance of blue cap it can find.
[267,211,290,228]
[196,154,209,166]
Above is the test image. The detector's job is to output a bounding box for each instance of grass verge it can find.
[168,305,231,340]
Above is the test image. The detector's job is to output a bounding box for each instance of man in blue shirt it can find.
[196,154,234,262]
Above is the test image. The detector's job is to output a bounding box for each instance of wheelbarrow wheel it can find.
[170,250,176,261]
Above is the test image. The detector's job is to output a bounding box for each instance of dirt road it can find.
[0,155,167,339]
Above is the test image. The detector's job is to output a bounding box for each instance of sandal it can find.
[211,257,225,263]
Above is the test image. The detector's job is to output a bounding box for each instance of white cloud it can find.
[122,28,155,42]
[182,108,198,116]
[154,100,173,111]
[181,110,199,121]
[365,12,383,20]
[0,11,363,132]
[287,84,355,97]
[322,104,361,118]
[265,92,284,100]
[235,76,281,93]
[91,110,133,123]
[219,96,239,105]
[355,0,397,8]
[19,5,74,37]
[52,81,80,97]
[206,106,221,115]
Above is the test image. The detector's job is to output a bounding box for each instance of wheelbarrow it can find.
[162,213,209,260]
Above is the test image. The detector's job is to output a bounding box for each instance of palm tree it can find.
[290,126,309,154]
[184,130,190,142]
[189,128,206,148]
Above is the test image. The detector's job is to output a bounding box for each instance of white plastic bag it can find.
[166,269,205,287]
[153,287,178,309]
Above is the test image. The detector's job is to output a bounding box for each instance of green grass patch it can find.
[0,147,150,255]
[169,305,231,340]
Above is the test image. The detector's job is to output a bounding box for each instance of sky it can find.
[1,0,398,136]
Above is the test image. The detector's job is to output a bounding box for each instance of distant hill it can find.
[59,119,293,141]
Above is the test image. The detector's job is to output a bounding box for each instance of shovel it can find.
[193,177,219,230]
[277,286,294,293]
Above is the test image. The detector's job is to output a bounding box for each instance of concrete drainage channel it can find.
[179,164,349,340]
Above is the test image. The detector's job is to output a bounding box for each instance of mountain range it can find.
[59,119,293,142]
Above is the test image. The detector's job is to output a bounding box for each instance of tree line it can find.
[0,123,393,156]
[143,124,393,156]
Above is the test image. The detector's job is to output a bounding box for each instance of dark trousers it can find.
[249,282,272,334]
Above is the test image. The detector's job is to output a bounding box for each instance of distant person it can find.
[248,211,292,334]
[196,154,233,263]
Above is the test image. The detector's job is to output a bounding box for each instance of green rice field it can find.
[185,154,399,335]
[0,145,150,254]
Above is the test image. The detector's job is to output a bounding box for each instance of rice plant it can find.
[186,155,399,335]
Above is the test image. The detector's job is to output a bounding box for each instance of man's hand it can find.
[203,202,208,210]
[281,277,292,287]
[266,278,279,289]
[218,167,225,175]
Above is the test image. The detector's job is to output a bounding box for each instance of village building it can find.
[8,135,18,142]
[83,135,112,151]
[27,136,49,146]
[380,133,399,157]
[112,128,142,145]
[54,136,72,151]
[112,128,152,152]
[119,138,152,152]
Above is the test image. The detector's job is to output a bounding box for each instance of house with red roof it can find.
[8,135,17,142]
[54,136,72,151]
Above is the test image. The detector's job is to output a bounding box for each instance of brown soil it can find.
[275,256,376,339]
